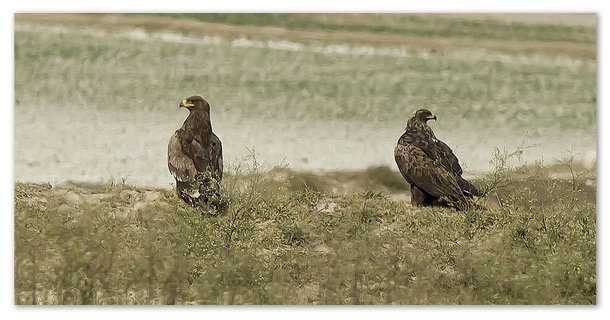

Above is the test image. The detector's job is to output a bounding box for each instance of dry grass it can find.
[14,157,596,305]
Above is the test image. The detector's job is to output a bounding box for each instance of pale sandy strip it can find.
[14,104,596,187]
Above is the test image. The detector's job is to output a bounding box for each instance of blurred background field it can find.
[14,13,596,188]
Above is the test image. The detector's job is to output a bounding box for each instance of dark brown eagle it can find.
[168,95,223,209]
[394,109,480,210]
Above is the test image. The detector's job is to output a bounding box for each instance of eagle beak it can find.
[179,99,195,109]
[430,114,437,121]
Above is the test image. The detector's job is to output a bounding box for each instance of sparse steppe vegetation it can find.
[15,154,596,305]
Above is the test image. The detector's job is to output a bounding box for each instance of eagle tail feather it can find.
[457,177,481,197]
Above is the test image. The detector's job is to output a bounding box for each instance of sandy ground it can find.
[14,105,596,188]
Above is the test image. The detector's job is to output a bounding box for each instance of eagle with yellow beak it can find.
[167,95,224,209]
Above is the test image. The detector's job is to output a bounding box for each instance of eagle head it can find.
[179,95,210,112]
[410,109,437,123]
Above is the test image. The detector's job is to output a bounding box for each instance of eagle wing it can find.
[432,140,481,196]
[185,133,223,181]
[400,127,461,175]
[168,130,197,182]
[433,140,463,175]
[394,144,464,198]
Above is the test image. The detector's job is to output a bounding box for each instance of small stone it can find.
[25,196,47,207]
[133,201,147,211]
[83,193,113,204]
[57,204,71,213]
[388,193,409,202]
[142,191,160,202]
[313,244,334,254]
[64,191,82,205]
[316,201,337,214]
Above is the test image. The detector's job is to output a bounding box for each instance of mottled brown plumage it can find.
[394,109,480,210]
[168,95,223,209]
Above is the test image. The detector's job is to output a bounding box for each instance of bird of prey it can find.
[168,95,223,209]
[394,109,480,210]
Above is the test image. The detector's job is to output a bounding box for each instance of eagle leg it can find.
[410,185,435,207]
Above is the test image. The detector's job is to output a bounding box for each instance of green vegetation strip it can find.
[14,27,595,132]
[147,13,595,44]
